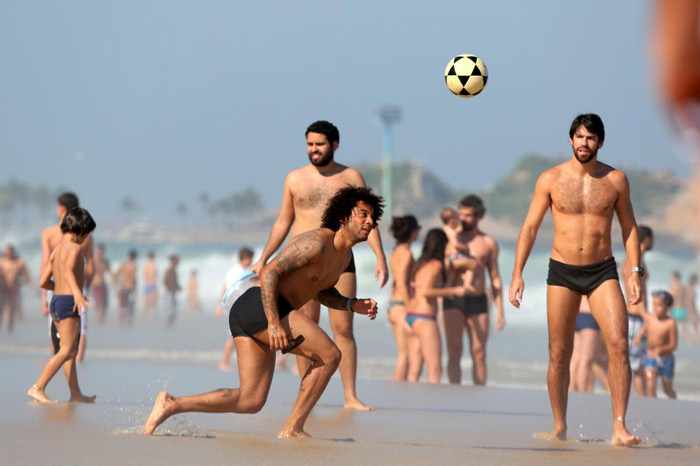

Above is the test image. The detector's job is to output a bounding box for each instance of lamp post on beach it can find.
[377,105,401,218]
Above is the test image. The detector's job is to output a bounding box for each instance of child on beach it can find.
[635,290,678,399]
[29,207,96,403]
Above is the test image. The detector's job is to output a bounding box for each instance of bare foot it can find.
[344,397,374,411]
[534,428,567,441]
[143,391,174,435]
[27,385,58,404]
[611,430,641,446]
[278,428,312,439]
[218,363,234,372]
[69,394,96,403]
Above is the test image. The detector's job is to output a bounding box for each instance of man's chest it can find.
[293,178,354,210]
[552,179,617,214]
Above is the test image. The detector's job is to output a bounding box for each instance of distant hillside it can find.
[356,162,460,220]
[356,156,687,241]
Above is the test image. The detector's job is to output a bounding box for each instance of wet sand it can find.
[2,352,699,466]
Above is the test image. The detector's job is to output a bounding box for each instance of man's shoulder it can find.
[536,164,565,186]
[41,224,61,240]
[475,231,499,250]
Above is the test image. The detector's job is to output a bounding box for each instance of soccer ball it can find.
[444,54,488,98]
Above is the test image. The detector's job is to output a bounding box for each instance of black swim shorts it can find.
[229,287,294,338]
[443,294,489,316]
[343,250,356,274]
[546,257,618,295]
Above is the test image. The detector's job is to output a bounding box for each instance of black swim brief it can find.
[443,294,489,316]
[229,286,294,338]
[343,250,356,274]
[546,257,618,295]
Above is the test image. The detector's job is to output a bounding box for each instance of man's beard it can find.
[309,152,334,167]
[461,221,477,232]
[573,146,597,164]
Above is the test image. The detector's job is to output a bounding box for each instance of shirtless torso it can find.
[143,259,157,288]
[117,260,137,291]
[92,254,110,287]
[0,250,29,294]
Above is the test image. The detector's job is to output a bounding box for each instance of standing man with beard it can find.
[250,120,387,411]
[443,195,505,386]
[509,114,642,446]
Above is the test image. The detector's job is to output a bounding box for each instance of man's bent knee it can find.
[238,396,266,414]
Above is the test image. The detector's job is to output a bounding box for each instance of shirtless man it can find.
[40,192,94,399]
[250,120,388,411]
[115,250,137,327]
[509,114,642,446]
[144,186,382,438]
[91,244,112,325]
[141,251,158,320]
[0,245,31,332]
[443,195,504,386]
[621,225,653,396]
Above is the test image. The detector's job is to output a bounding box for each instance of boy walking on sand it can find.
[635,290,679,399]
[28,208,96,403]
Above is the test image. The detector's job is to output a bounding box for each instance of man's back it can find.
[287,164,364,237]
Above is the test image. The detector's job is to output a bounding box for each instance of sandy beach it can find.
[2,346,699,466]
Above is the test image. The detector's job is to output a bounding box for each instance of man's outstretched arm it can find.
[317,287,378,319]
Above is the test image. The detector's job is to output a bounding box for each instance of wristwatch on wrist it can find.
[631,266,645,277]
[346,297,356,312]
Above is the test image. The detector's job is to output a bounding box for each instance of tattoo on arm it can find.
[261,269,281,325]
[317,287,351,310]
[275,232,325,276]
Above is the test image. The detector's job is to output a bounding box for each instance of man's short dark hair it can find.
[459,194,486,218]
[129,249,137,260]
[239,247,254,261]
[638,225,653,244]
[57,192,79,211]
[306,120,340,145]
[60,207,96,236]
[321,186,384,232]
[569,113,605,143]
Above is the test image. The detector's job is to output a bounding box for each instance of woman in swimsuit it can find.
[406,229,467,384]
[387,215,421,381]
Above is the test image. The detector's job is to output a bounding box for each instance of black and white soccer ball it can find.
[444,54,488,98]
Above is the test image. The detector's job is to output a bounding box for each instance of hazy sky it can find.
[0,0,686,224]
